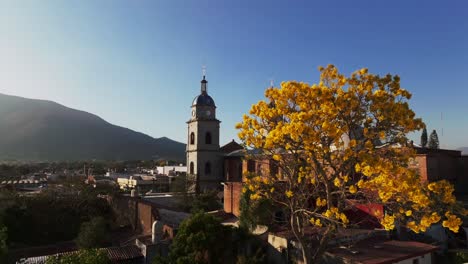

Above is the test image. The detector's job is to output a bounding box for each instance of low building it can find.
[117,175,170,193]
[154,166,186,176]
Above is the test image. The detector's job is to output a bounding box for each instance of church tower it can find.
[186,73,222,192]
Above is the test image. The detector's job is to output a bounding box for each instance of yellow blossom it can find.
[333,178,342,187]
[355,163,361,172]
[381,215,395,230]
[442,212,462,233]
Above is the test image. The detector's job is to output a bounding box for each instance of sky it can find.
[0,0,467,149]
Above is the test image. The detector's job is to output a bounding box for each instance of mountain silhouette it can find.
[0,93,185,161]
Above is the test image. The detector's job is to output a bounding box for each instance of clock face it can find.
[192,110,195,117]
[206,110,211,117]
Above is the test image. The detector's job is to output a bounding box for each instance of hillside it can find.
[0,93,185,161]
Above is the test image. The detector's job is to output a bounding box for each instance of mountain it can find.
[0,93,186,161]
[458,147,468,155]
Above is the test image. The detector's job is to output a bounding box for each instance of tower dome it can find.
[192,94,215,106]
[192,75,215,107]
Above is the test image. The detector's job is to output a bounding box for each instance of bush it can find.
[75,217,109,249]
[239,187,273,230]
[155,212,266,264]
[3,190,113,246]
[0,225,7,262]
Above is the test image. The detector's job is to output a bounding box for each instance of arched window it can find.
[205,162,211,175]
[190,162,194,175]
[190,132,195,145]
[205,132,212,144]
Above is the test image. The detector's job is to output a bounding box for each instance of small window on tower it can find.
[205,132,212,144]
[190,132,195,145]
[190,162,194,175]
[205,162,211,175]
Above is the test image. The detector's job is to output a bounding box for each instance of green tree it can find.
[45,249,110,264]
[190,191,222,213]
[163,212,230,264]
[3,188,113,246]
[0,224,7,262]
[239,184,273,230]
[75,217,109,249]
[428,129,440,149]
[155,212,266,264]
[420,127,428,148]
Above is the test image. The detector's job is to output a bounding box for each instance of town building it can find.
[154,165,186,176]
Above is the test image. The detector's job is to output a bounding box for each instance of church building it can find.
[186,74,224,192]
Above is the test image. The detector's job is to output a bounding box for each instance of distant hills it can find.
[458,147,468,155]
[0,93,185,161]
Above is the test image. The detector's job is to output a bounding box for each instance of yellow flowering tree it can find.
[236,65,465,264]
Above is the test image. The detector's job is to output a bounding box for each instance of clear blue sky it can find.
[1,1,467,149]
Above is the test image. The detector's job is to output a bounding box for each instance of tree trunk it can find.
[290,213,311,264]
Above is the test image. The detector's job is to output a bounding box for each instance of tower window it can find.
[205,132,212,144]
[190,162,194,175]
[190,132,195,145]
[205,162,211,175]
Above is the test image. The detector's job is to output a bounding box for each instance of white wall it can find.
[155,166,186,175]
[396,253,432,264]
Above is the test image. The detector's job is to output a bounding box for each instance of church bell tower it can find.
[186,72,222,192]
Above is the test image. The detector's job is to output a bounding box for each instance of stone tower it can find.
[186,74,222,192]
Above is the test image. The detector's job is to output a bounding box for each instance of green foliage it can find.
[155,212,267,264]
[0,224,7,262]
[166,212,230,264]
[45,249,110,264]
[3,190,113,246]
[235,249,266,264]
[454,251,468,263]
[75,217,109,249]
[436,251,468,264]
[239,187,273,230]
[420,127,428,148]
[428,129,440,149]
[190,191,222,213]
[169,174,188,193]
[178,191,222,213]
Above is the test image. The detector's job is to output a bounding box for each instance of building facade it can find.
[186,75,223,192]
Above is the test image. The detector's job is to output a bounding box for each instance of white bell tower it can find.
[186,71,222,192]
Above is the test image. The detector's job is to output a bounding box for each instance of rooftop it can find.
[326,238,439,264]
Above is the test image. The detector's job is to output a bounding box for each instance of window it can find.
[190,162,194,174]
[412,259,419,264]
[270,160,279,176]
[247,160,255,172]
[205,132,212,144]
[190,132,195,145]
[205,162,211,175]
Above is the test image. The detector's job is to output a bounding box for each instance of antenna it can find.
[202,65,207,78]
